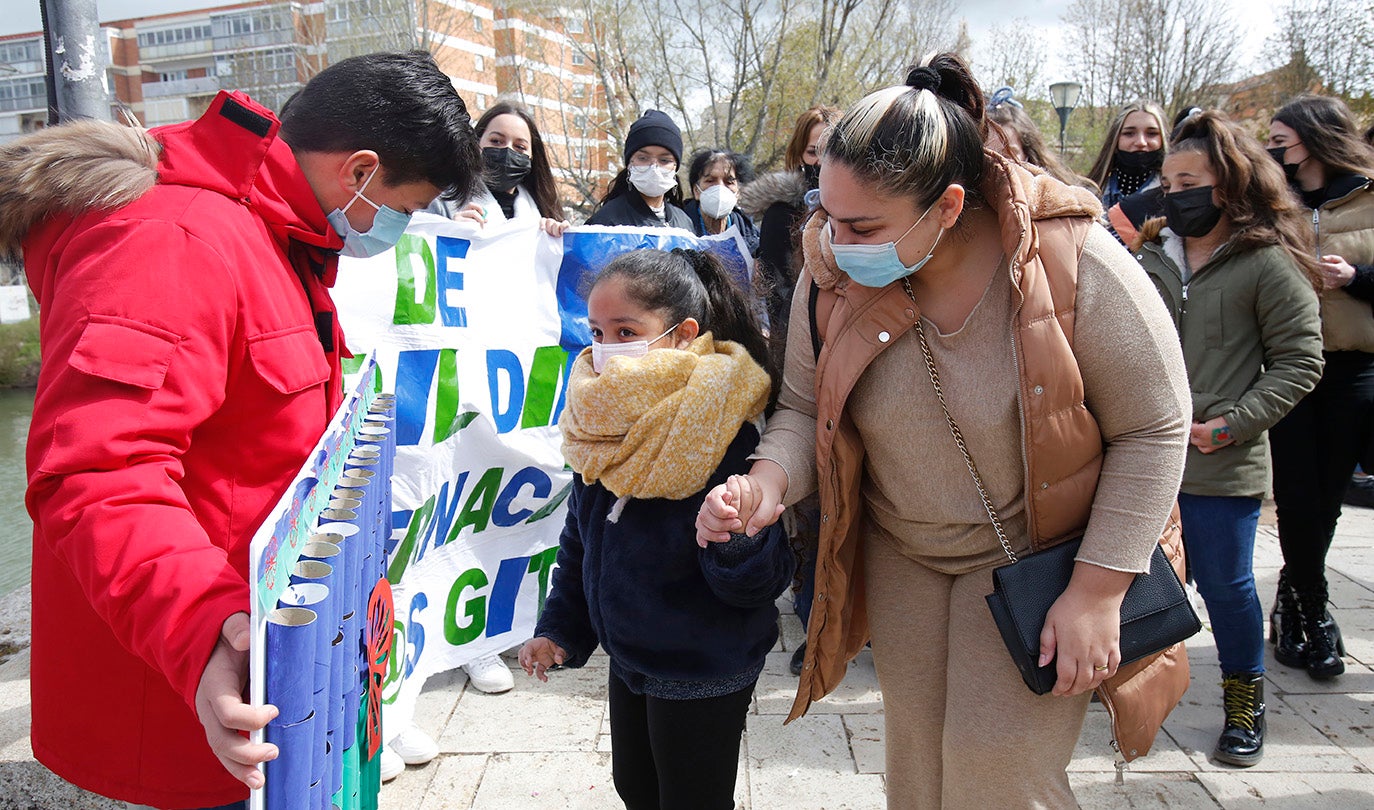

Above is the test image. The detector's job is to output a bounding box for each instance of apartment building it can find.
[0,0,614,206]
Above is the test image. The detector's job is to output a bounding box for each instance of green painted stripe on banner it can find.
[520,345,567,429]
[433,348,460,443]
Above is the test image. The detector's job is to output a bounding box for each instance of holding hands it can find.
[696,461,788,547]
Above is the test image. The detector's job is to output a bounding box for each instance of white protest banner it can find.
[333,215,755,730]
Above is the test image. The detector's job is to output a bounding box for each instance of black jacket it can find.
[738,170,812,331]
[586,191,694,231]
[534,423,794,697]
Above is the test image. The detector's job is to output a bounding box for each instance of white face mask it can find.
[697,184,738,219]
[590,323,680,373]
[629,164,679,197]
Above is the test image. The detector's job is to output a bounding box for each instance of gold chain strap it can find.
[902,277,1019,564]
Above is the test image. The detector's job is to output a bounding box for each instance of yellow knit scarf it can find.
[559,334,771,500]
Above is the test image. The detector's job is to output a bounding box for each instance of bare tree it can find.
[1063,0,1241,118]
[1265,0,1374,116]
[973,18,1049,99]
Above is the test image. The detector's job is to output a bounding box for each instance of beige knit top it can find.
[754,225,1191,576]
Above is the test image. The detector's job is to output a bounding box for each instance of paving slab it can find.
[844,714,885,775]
[467,752,615,810]
[1068,772,1221,808]
[1194,771,1374,807]
[744,712,886,809]
[754,648,881,717]
[438,655,609,754]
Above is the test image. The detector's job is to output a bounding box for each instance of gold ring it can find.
[1093,664,1109,672]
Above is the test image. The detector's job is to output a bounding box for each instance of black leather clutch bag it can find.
[985,536,1202,695]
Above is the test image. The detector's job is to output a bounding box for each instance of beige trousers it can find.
[864,532,1091,809]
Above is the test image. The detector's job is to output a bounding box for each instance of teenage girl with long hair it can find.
[1135,110,1323,767]
[1265,94,1374,682]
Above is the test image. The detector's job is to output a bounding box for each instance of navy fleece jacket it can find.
[534,423,794,697]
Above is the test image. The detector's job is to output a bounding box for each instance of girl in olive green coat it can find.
[1135,111,1324,769]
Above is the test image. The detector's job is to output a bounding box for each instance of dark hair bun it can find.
[906,66,941,92]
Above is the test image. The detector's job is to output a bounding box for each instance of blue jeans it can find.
[1177,493,1264,674]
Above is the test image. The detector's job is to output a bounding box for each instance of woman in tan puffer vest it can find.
[1265,94,1374,682]
[696,53,1190,808]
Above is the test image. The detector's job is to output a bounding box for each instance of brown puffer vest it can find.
[790,155,1190,765]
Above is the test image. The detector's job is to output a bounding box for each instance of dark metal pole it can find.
[1055,106,1072,156]
[40,0,111,124]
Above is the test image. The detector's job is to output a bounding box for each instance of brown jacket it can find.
[1309,178,1374,352]
[790,156,1190,762]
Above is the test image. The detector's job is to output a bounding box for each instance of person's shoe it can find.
[1343,473,1374,508]
[789,642,807,676]
[463,653,515,694]
[1269,568,1306,668]
[380,744,405,782]
[388,725,440,765]
[1213,672,1265,767]
[1299,583,1346,680]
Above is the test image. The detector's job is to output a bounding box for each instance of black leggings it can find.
[1270,350,1374,591]
[607,670,754,810]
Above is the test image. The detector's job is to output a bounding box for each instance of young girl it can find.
[1135,110,1324,766]
[587,110,693,230]
[520,248,794,810]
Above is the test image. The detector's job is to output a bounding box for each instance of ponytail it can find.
[668,249,774,380]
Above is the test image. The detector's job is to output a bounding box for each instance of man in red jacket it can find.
[0,52,479,808]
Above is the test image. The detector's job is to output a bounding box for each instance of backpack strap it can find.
[808,278,840,364]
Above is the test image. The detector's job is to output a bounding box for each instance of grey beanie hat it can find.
[623,109,683,165]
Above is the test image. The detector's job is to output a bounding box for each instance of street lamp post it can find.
[1048,81,1083,156]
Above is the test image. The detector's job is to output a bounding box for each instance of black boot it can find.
[1299,582,1346,679]
[789,642,807,676]
[1213,672,1265,767]
[1270,568,1306,668]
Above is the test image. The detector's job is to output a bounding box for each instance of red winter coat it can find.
[12,92,346,808]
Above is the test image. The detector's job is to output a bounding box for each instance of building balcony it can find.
[138,40,214,61]
[142,75,221,99]
[212,28,296,52]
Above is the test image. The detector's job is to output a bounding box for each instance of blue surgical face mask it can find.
[325,165,413,258]
[825,201,943,288]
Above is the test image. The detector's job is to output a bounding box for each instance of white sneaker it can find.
[462,653,515,694]
[380,744,404,781]
[389,725,440,765]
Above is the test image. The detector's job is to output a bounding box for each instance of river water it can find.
[0,389,31,596]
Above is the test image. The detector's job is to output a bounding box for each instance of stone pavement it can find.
[4,505,1374,808]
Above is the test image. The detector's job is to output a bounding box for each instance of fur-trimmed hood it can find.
[803,152,1103,290]
[737,169,809,221]
[0,120,160,258]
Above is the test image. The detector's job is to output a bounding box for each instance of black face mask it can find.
[801,162,820,190]
[1163,185,1223,238]
[1266,145,1303,181]
[1115,148,1164,174]
[483,146,532,194]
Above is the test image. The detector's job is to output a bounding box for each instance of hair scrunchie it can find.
[989,86,1022,109]
[905,65,941,92]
